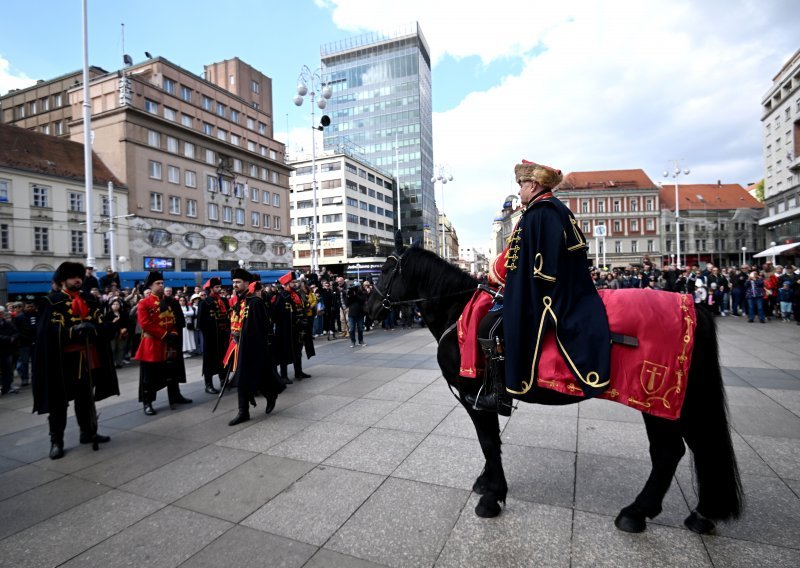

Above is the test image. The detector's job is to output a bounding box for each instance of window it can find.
[150,192,163,212]
[272,171,279,184]
[0,223,9,249]
[29,100,37,114]
[69,230,84,254]
[630,219,638,231]
[221,179,231,195]
[216,102,226,117]
[251,80,260,93]
[235,208,245,225]
[223,206,233,223]
[232,159,242,173]
[32,184,49,208]
[247,141,256,152]
[207,175,217,192]
[163,77,176,94]
[251,187,259,202]
[597,201,605,213]
[233,183,245,199]
[203,122,213,135]
[34,227,49,251]
[613,220,621,233]
[270,149,277,160]
[164,107,177,122]
[187,199,197,218]
[631,240,638,253]
[646,199,654,211]
[230,109,239,123]
[251,211,260,227]
[168,166,180,184]
[149,160,162,180]
[181,114,193,128]
[147,129,160,148]
[646,218,654,231]
[41,124,50,135]
[101,196,110,216]
[273,193,280,207]
[581,200,589,213]
[230,134,239,146]
[185,170,197,188]
[166,136,178,153]
[208,203,219,220]
[666,240,672,252]
[41,97,49,111]
[68,192,84,212]
[184,142,195,159]
[630,198,638,212]
[322,213,342,223]
[217,129,227,141]
[273,216,281,230]
[263,214,271,228]
[0,179,9,203]
[205,149,215,164]
[647,239,654,252]
[54,121,63,135]
[145,99,158,114]
[258,122,266,135]
[202,96,212,111]
[54,93,63,107]
[180,85,192,102]
[169,196,181,214]
[262,191,270,204]
[614,241,621,253]
[582,221,590,233]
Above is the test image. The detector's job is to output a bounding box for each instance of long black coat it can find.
[503,195,610,398]
[233,295,285,398]
[269,289,298,366]
[197,294,230,377]
[32,291,119,415]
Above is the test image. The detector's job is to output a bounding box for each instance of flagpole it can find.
[82,0,95,268]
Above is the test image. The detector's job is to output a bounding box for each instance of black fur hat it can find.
[144,271,164,288]
[53,261,85,285]
[230,268,253,282]
[204,277,222,289]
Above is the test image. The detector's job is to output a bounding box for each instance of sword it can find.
[211,363,233,413]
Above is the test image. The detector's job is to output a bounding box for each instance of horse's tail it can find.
[681,308,744,522]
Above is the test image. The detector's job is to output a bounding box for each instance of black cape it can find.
[503,195,611,398]
[32,291,120,415]
[233,294,285,398]
[197,294,230,377]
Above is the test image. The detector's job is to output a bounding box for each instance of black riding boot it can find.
[465,345,513,417]
[228,389,251,426]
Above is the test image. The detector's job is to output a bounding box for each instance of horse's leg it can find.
[615,413,685,533]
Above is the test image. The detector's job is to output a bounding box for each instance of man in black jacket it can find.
[197,277,230,394]
[13,300,37,386]
[0,308,20,395]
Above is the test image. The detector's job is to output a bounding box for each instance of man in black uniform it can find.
[226,268,285,425]
[33,262,119,459]
[197,277,230,394]
[270,272,311,383]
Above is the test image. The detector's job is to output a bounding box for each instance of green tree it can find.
[754,179,765,202]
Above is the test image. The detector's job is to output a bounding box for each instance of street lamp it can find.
[741,246,747,267]
[293,65,332,273]
[431,164,453,259]
[664,161,690,268]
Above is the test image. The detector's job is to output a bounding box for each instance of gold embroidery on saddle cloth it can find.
[508,295,609,395]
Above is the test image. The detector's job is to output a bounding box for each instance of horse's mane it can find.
[403,246,477,297]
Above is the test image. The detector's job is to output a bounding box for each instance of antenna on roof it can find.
[121,23,126,65]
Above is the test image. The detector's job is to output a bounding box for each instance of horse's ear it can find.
[394,230,405,254]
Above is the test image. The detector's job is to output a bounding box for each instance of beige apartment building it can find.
[0,124,129,272]
[289,150,396,279]
[2,56,292,271]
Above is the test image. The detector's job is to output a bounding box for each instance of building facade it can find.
[759,48,800,260]
[320,23,434,250]
[556,170,662,267]
[437,212,459,262]
[289,151,395,278]
[62,56,293,271]
[659,183,765,268]
[0,67,107,137]
[0,124,129,272]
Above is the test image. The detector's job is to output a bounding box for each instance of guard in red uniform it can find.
[136,271,192,415]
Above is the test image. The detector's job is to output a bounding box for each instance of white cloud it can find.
[0,55,36,96]
[321,1,798,251]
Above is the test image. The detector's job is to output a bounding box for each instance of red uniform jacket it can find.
[135,294,177,362]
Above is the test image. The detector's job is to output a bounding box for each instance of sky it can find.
[1,0,799,252]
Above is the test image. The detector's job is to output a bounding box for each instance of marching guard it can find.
[225,268,285,426]
[33,262,119,459]
[270,272,311,383]
[196,277,230,394]
[136,271,192,415]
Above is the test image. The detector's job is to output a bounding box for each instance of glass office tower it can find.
[321,23,435,250]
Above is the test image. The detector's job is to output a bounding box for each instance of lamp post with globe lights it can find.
[293,65,332,273]
[664,161,690,268]
[431,164,454,259]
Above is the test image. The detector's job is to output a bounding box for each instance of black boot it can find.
[464,359,514,417]
[228,409,250,426]
[49,439,64,460]
[265,394,277,414]
[204,376,220,394]
[80,432,111,444]
[143,403,157,416]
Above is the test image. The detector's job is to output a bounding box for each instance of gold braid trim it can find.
[532,253,556,282]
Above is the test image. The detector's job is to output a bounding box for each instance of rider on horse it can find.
[466,160,611,413]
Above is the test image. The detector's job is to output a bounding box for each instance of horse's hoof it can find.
[475,494,502,518]
[615,508,647,533]
[684,510,715,534]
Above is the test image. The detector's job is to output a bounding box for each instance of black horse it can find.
[365,235,743,534]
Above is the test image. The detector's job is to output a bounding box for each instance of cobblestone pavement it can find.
[0,317,798,567]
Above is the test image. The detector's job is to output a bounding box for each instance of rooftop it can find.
[659,183,763,211]
[557,169,657,191]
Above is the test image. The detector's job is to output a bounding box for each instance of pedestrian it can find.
[12,299,37,386]
[270,272,311,383]
[32,262,119,459]
[778,281,793,322]
[105,298,129,367]
[744,271,766,323]
[345,281,368,347]
[0,306,20,396]
[80,265,100,295]
[135,271,192,415]
[179,296,196,357]
[225,268,285,425]
[197,278,230,394]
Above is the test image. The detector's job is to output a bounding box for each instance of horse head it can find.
[365,230,408,321]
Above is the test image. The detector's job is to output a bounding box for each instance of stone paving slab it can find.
[265,421,367,462]
[324,427,426,475]
[703,534,800,568]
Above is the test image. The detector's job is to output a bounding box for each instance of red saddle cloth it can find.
[459,289,696,420]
